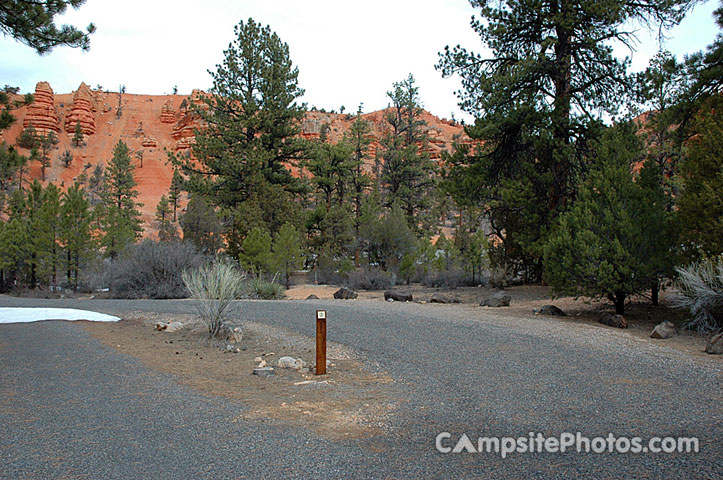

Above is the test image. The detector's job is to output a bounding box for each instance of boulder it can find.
[481,291,511,307]
[705,332,723,355]
[333,287,358,299]
[598,312,628,329]
[277,356,307,370]
[534,305,567,316]
[384,291,413,302]
[154,321,183,332]
[429,293,460,304]
[305,294,319,300]
[650,320,677,339]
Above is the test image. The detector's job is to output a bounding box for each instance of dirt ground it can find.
[83,313,396,441]
[83,284,717,441]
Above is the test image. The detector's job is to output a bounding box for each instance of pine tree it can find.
[30,182,61,287]
[168,169,183,222]
[60,183,93,290]
[179,194,223,254]
[239,226,272,276]
[676,96,723,259]
[72,120,84,147]
[0,0,95,54]
[543,124,658,314]
[0,142,27,192]
[37,131,58,180]
[16,124,39,149]
[60,149,73,167]
[345,107,373,232]
[272,222,304,288]
[155,194,177,242]
[437,0,692,279]
[0,189,30,289]
[170,18,307,253]
[380,74,436,226]
[100,140,143,258]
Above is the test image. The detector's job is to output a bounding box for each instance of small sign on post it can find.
[316,310,327,375]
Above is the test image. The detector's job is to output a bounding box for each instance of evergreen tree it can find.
[168,169,183,222]
[179,194,223,254]
[676,96,723,259]
[239,226,272,276]
[437,0,692,279]
[345,107,373,231]
[100,140,143,258]
[272,222,304,288]
[0,142,26,192]
[16,124,39,149]
[30,182,61,287]
[171,18,307,253]
[358,204,416,275]
[306,139,354,210]
[87,162,104,206]
[0,189,30,289]
[155,194,177,242]
[38,131,58,180]
[380,75,436,226]
[0,0,95,54]
[60,149,73,168]
[72,120,84,147]
[543,124,660,314]
[60,183,93,290]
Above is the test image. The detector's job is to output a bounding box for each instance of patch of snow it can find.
[0,308,120,324]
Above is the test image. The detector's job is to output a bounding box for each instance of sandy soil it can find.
[83,312,396,441]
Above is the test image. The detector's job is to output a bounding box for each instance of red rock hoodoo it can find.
[160,99,176,123]
[64,83,96,135]
[23,82,60,135]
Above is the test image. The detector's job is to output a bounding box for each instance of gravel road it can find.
[1,295,721,478]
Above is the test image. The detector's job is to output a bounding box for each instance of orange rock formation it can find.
[64,83,96,135]
[23,82,60,135]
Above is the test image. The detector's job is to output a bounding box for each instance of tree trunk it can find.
[651,280,659,307]
[613,291,626,315]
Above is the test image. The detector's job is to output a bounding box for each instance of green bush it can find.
[245,276,285,299]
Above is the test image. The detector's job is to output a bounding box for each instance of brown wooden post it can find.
[316,310,327,375]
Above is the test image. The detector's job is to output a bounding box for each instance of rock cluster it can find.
[23,82,60,135]
[64,83,96,135]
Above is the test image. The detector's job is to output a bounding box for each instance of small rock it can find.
[253,356,263,363]
[277,356,307,370]
[257,360,267,368]
[705,332,723,355]
[305,294,319,300]
[429,293,460,304]
[650,320,677,339]
[384,291,413,302]
[598,312,628,329]
[333,287,358,299]
[253,367,275,377]
[481,291,511,307]
[534,305,566,316]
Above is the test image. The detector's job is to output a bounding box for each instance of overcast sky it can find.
[1,0,719,121]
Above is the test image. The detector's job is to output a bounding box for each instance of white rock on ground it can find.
[277,356,307,370]
[0,308,120,324]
